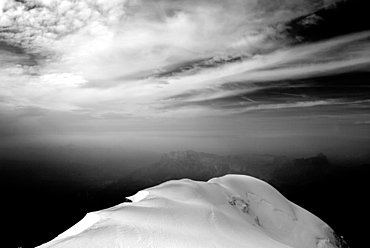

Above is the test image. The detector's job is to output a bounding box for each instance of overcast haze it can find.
[1,0,369,158]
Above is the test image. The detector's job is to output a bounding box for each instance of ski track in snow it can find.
[37,174,340,248]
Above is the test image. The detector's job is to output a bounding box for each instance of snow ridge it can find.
[38,174,344,248]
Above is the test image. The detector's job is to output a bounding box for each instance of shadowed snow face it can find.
[37,175,343,248]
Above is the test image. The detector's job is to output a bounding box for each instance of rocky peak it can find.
[292,152,329,166]
[316,152,327,159]
[160,150,210,163]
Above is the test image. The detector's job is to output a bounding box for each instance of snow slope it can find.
[37,174,342,248]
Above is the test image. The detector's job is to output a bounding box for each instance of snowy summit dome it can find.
[38,174,344,248]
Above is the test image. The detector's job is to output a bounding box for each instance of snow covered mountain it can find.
[37,174,347,248]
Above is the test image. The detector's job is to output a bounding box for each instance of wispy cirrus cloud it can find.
[355,121,370,125]
[1,0,367,121]
[1,0,369,157]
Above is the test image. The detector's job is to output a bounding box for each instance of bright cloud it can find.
[1,0,365,120]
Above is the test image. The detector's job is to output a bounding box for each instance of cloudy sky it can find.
[0,0,369,156]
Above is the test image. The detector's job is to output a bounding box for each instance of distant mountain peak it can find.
[298,152,329,165]
[160,150,214,162]
[316,152,326,158]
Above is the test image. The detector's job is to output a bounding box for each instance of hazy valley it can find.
[1,147,368,247]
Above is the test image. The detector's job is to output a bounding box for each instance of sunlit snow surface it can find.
[38,175,343,248]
